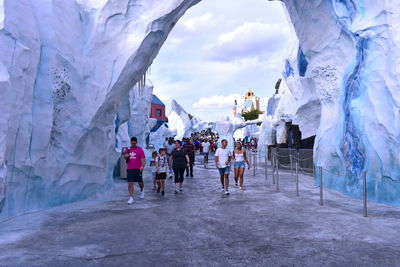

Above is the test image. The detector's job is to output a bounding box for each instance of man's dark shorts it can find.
[156,172,167,180]
[127,169,143,183]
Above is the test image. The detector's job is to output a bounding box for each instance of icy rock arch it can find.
[1,0,400,219]
[0,0,200,218]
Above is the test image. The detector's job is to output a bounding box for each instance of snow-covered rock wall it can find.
[0,0,200,218]
[214,114,262,151]
[275,0,400,205]
[115,83,156,151]
[167,100,194,140]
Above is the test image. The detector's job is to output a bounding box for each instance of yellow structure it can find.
[242,89,260,112]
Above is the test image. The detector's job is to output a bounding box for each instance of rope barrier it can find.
[298,167,313,174]
[379,177,400,183]
[270,151,400,184]
[277,162,292,168]
[291,155,314,161]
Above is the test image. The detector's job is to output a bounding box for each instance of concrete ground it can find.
[1,154,400,266]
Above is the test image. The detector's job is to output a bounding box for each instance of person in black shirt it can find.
[170,140,190,193]
[183,138,195,177]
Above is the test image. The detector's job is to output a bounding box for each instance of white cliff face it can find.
[149,124,176,152]
[258,79,297,154]
[0,0,200,218]
[128,84,154,148]
[167,100,193,140]
[191,115,207,133]
[2,0,400,219]
[276,0,400,204]
[214,114,262,151]
[115,83,156,151]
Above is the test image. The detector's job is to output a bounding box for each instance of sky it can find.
[150,0,298,121]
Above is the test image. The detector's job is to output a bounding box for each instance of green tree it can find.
[242,109,262,121]
[188,113,194,120]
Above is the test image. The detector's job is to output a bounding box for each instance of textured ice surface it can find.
[149,124,176,152]
[115,83,157,151]
[2,0,400,219]
[214,114,262,151]
[277,0,400,205]
[167,99,209,140]
[258,79,298,159]
[0,0,200,218]
[167,100,194,140]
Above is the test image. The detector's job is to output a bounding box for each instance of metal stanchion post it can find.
[249,149,252,166]
[363,172,367,217]
[254,151,257,170]
[296,162,299,196]
[319,166,323,206]
[265,147,268,180]
[272,151,276,185]
[313,164,315,179]
[252,152,256,176]
[276,152,280,192]
[297,150,300,173]
[265,146,267,163]
[290,149,293,176]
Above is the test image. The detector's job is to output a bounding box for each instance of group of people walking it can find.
[124,136,252,204]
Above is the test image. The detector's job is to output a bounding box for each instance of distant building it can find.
[150,94,166,121]
[241,89,260,113]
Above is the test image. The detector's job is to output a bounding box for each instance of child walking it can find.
[156,148,168,196]
[150,151,158,191]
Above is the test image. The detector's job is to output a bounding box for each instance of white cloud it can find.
[150,0,297,121]
[193,94,242,111]
[205,22,292,62]
[182,13,214,32]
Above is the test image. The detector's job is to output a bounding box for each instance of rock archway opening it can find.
[1,0,399,219]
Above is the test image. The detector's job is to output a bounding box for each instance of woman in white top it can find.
[232,141,251,191]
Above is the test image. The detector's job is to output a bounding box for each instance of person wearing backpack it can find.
[156,148,168,196]
[150,151,158,191]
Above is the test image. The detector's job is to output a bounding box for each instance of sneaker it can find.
[127,197,134,204]
[140,191,145,199]
[235,183,238,188]
[157,187,161,193]
[225,190,230,195]
[174,189,179,194]
[162,191,165,196]
[240,187,244,192]
[179,187,183,192]
[221,187,225,192]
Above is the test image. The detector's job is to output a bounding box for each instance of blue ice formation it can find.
[0,0,200,219]
[280,0,400,205]
[297,48,308,77]
[283,59,294,79]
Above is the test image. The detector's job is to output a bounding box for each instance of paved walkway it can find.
[1,155,400,266]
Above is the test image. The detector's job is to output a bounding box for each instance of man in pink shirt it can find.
[124,137,146,204]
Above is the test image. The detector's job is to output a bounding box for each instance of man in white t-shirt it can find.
[202,140,211,168]
[215,139,232,195]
